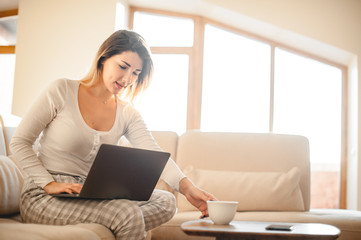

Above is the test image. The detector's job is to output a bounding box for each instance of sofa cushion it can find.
[177,167,304,212]
[0,116,7,156]
[176,131,310,210]
[0,132,6,156]
[0,219,106,240]
[0,155,25,215]
[151,131,179,160]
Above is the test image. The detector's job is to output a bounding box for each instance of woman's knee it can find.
[112,201,146,239]
[117,200,145,224]
[152,190,177,219]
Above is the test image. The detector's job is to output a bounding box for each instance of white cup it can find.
[207,200,238,225]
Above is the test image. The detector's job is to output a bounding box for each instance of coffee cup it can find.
[207,200,238,225]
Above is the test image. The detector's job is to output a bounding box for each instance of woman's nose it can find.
[122,70,133,84]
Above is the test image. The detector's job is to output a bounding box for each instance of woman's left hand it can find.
[179,177,217,218]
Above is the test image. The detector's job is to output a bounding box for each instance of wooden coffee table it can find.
[181,220,340,240]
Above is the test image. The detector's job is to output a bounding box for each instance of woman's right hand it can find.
[43,181,83,194]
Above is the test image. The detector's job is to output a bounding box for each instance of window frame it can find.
[129,6,348,209]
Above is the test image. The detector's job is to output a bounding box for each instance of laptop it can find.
[51,144,170,201]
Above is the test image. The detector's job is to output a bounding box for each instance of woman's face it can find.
[101,51,143,95]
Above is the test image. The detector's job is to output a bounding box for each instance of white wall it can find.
[12,0,120,115]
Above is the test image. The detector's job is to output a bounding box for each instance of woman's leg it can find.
[21,175,146,240]
[21,175,177,240]
[138,189,177,231]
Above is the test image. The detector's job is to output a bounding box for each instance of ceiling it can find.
[0,0,204,46]
[0,0,18,12]
[0,0,198,12]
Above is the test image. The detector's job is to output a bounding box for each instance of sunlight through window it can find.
[134,54,189,135]
[133,12,194,47]
[0,54,16,114]
[201,25,271,132]
[273,48,342,208]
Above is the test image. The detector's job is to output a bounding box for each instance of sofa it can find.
[1,124,361,240]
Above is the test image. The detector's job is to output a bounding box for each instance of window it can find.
[133,54,189,134]
[201,25,271,132]
[131,11,193,134]
[273,48,342,208]
[133,11,194,47]
[0,11,17,116]
[129,7,347,209]
[0,54,16,114]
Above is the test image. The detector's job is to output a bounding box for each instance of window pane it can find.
[273,48,342,208]
[201,25,271,132]
[0,16,17,45]
[0,54,16,113]
[132,12,194,47]
[114,2,127,30]
[134,54,189,134]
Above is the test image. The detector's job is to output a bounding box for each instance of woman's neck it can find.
[88,82,116,105]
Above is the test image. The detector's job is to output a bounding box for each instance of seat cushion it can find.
[0,219,115,240]
[151,211,213,240]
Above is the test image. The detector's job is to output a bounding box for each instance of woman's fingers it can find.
[68,183,82,193]
[62,183,82,194]
[44,181,82,194]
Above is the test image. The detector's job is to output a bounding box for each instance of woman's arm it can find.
[10,79,65,188]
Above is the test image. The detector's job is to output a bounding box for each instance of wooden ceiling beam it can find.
[0,9,18,18]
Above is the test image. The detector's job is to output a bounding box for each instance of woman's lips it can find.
[115,81,124,89]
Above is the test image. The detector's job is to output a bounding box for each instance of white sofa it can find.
[1,125,361,240]
[150,131,361,240]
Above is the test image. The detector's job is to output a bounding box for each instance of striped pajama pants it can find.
[20,174,177,240]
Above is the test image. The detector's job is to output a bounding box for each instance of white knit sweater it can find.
[10,79,185,190]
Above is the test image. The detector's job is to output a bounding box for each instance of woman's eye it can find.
[119,65,126,70]
[133,72,139,76]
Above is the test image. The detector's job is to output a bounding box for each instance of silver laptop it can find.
[51,144,170,201]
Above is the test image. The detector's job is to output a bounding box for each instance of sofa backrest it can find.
[151,131,178,160]
[2,127,311,211]
[175,130,311,211]
[2,127,16,156]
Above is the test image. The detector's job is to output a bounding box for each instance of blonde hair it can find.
[80,30,153,101]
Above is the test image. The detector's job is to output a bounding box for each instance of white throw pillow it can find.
[0,155,25,215]
[177,167,305,212]
[0,127,6,156]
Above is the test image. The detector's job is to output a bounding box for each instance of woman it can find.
[10,30,215,240]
